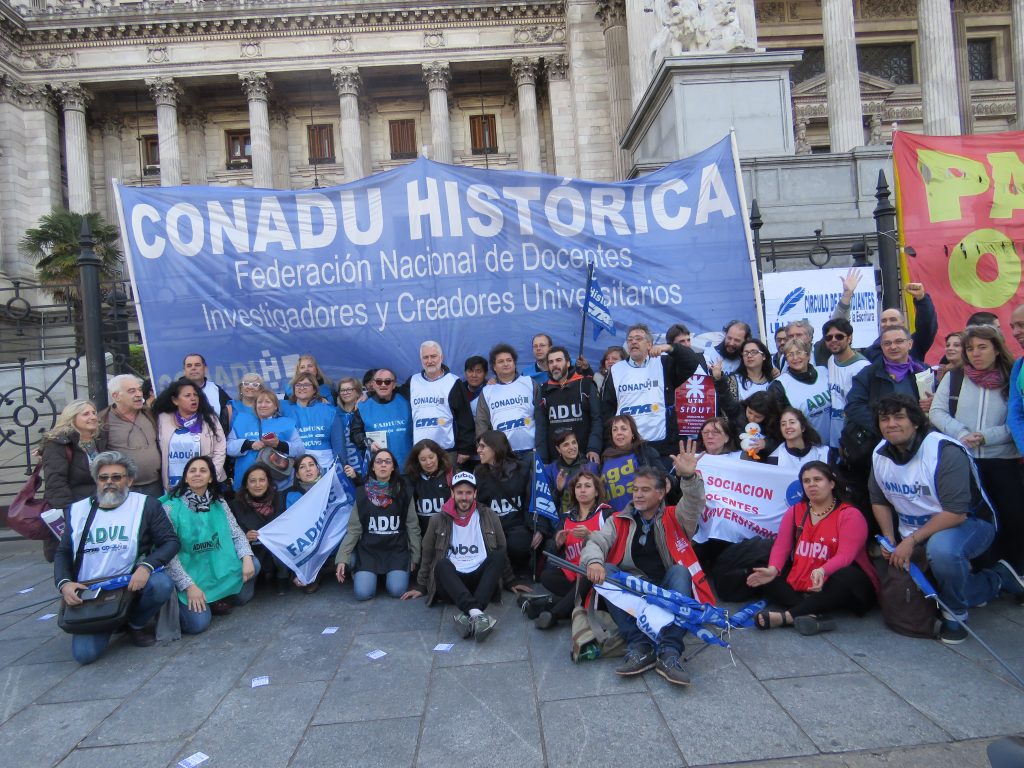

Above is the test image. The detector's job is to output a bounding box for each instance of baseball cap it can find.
[451,471,476,488]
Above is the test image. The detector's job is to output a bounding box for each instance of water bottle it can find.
[575,642,601,662]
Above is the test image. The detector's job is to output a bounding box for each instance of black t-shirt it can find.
[630,514,665,583]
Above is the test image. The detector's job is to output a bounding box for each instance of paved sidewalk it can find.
[0,539,1020,768]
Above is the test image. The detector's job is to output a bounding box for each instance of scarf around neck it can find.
[366,477,394,508]
[883,357,926,382]
[964,364,1006,391]
[183,488,212,513]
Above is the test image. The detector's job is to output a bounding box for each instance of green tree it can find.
[18,209,122,302]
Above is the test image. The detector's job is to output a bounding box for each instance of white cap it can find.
[451,471,476,488]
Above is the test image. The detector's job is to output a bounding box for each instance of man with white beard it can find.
[54,451,180,665]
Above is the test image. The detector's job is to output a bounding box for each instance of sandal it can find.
[754,610,792,630]
[794,615,837,636]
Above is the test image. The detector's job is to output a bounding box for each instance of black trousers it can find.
[978,458,1024,570]
[433,550,506,613]
[540,567,593,620]
[761,564,876,618]
[253,543,290,580]
[505,525,534,575]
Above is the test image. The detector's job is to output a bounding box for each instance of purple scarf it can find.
[965,365,1006,391]
[883,358,926,382]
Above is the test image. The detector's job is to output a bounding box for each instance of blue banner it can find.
[529,454,559,523]
[116,135,756,394]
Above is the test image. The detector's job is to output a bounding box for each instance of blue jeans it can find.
[71,571,174,665]
[179,559,261,635]
[605,563,691,657]
[926,517,1000,619]
[353,569,409,601]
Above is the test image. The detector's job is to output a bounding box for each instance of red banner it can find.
[893,131,1024,364]
[675,374,717,438]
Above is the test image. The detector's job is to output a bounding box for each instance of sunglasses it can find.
[241,381,261,389]
[97,473,126,482]
[374,378,395,386]
[824,333,847,341]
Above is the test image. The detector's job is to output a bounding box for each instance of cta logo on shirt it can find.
[620,403,660,416]
[496,416,531,431]
[415,416,448,427]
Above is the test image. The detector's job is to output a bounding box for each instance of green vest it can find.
[164,495,243,604]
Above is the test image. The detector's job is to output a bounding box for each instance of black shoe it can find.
[794,615,837,636]
[127,625,156,647]
[209,600,233,616]
[534,611,557,630]
[615,645,656,676]
[517,594,554,619]
[939,619,968,645]
[993,560,1024,598]
[275,578,289,596]
[655,653,691,686]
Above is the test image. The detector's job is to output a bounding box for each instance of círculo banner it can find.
[116,135,757,392]
[762,267,879,356]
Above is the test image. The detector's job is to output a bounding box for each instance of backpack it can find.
[570,597,625,662]
[879,550,938,639]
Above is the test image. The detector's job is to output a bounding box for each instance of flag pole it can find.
[579,261,595,360]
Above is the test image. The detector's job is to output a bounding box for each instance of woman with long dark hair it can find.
[153,378,226,491]
[736,390,782,460]
[746,461,878,634]
[335,449,420,600]
[713,339,777,428]
[231,464,288,594]
[163,455,259,634]
[542,427,599,515]
[404,439,453,537]
[474,429,536,576]
[768,407,830,471]
[599,413,662,513]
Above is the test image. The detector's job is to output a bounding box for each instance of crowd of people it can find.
[42,275,1024,685]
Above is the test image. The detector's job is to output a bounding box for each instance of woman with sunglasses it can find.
[230,374,267,421]
[350,367,413,472]
[335,449,420,600]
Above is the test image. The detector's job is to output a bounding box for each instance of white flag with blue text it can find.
[257,464,354,584]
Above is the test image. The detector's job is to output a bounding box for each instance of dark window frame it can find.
[469,114,498,155]
[307,124,336,164]
[225,129,253,170]
[389,119,417,160]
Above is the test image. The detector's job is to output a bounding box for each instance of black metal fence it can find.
[0,278,144,507]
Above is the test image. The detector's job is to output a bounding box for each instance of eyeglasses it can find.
[700,429,724,438]
[824,333,847,341]
[882,339,909,348]
[294,382,313,388]
[97,473,126,482]
[741,350,763,357]
[241,381,261,389]
[338,388,357,394]
[374,378,395,386]
[373,457,394,465]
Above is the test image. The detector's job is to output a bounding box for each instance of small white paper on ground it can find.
[433,643,454,652]
[251,676,270,688]
[321,626,339,635]
[366,649,387,660]
[37,613,57,621]
[17,587,34,594]
[177,752,210,768]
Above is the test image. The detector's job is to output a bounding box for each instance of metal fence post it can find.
[873,170,901,311]
[77,217,108,410]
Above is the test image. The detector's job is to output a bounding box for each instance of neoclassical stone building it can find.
[0,0,1021,282]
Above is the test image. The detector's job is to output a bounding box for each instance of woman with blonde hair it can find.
[285,354,334,402]
[40,399,106,560]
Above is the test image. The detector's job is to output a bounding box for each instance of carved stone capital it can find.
[239,71,271,102]
[54,81,92,112]
[331,66,362,97]
[96,114,125,138]
[544,54,569,82]
[0,74,52,110]
[182,109,208,132]
[145,76,182,108]
[511,57,540,88]
[595,0,626,29]
[422,61,451,91]
[269,103,290,126]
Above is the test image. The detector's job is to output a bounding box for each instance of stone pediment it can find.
[792,71,898,99]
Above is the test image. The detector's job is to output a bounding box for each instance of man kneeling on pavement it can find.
[581,443,705,687]
[401,471,532,640]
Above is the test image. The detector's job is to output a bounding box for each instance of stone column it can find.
[54,82,93,213]
[545,55,580,177]
[359,101,372,177]
[511,57,541,173]
[239,71,273,187]
[422,62,453,164]
[917,0,961,135]
[183,109,208,185]
[145,76,182,186]
[951,0,974,134]
[97,116,124,224]
[331,66,365,181]
[821,0,863,152]
[269,104,291,190]
[597,0,631,179]
[1012,0,1024,129]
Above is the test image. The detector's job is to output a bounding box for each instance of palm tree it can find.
[18,209,122,302]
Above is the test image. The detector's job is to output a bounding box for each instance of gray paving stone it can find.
[37,641,178,704]
[83,643,258,746]
[540,693,684,767]
[290,718,421,768]
[0,636,43,669]
[239,617,353,686]
[417,661,543,768]
[526,618,648,701]
[730,623,861,680]
[652,654,818,765]
[55,740,183,768]
[0,603,64,640]
[357,596,443,635]
[0,699,121,767]
[171,680,326,768]
[840,739,994,767]
[827,626,1024,739]
[764,672,949,753]
[10,632,75,665]
[946,609,1024,662]
[313,630,435,724]
[0,659,77,723]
